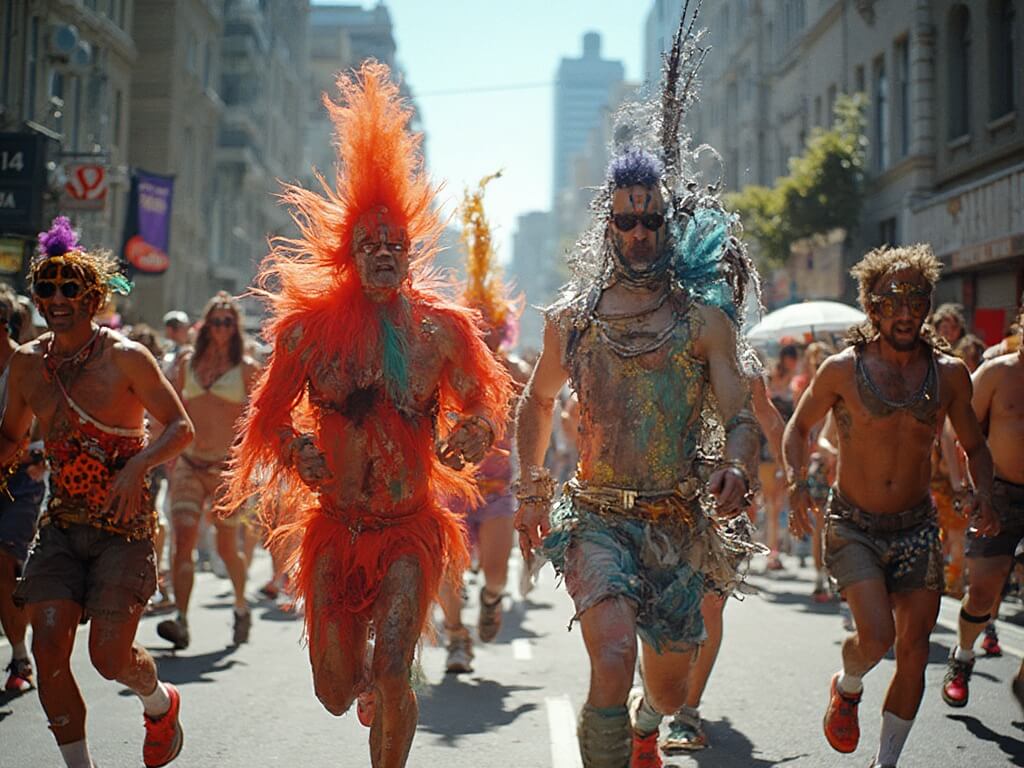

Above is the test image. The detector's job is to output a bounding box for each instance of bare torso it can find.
[179,353,254,460]
[830,343,958,513]
[979,352,1024,484]
[304,307,454,515]
[561,287,708,491]
[18,329,147,440]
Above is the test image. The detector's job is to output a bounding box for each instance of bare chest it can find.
[27,359,136,436]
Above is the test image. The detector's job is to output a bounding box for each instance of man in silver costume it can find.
[514,12,763,767]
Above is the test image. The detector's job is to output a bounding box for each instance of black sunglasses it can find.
[611,212,666,232]
[34,279,83,300]
[208,317,236,328]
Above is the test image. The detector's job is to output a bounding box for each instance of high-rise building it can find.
[552,32,624,208]
[128,0,223,324]
[510,210,555,350]
[209,0,310,314]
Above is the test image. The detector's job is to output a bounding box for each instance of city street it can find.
[2,552,1022,768]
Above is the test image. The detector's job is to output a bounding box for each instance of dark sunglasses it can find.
[611,212,666,232]
[208,317,236,328]
[34,279,84,300]
[870,293,931,319]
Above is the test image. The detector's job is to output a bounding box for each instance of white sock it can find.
[11,640,28,659]
[58,739,94,768]
[814,570,826,590]
[875,710,914,765]
[139,681,171,717]
[954,645,975,663]
[837,671,863,695]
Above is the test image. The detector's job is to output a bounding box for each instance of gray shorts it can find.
[14,522,157,622]
[824,490,943,594]
[965,478,1024,560]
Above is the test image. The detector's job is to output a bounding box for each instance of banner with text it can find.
[122,169,174,274]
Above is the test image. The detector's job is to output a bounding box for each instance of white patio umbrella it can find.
[746,300,866,343]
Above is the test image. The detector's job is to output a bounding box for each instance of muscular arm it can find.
[515,318,569,472]
[122,345,194,470]
[0,351,37,465]
[751,375,784,462]
[950,361,997,535]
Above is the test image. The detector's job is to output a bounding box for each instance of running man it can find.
[942,304,1023,707]
[784,245,997,768]
[4,218,194,768]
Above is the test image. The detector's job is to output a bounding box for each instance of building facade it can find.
[128,0,223,324]
[0,0,137,290]
[645,0,1024,340]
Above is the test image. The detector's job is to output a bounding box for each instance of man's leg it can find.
[477,514,513,642]
[824,578,894,754]
[577,597,638,768]
[0,549,31,682]
[29,601,87,749]
[369,556,427,768]
[214,522,251,644]
[874,589,940,767]
[308,556,368,717]
[942,554,1012,706]
[160,463,205,648]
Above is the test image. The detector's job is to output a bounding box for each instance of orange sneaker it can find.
[143,683,184,767]
[823,672,860,753]
[356,690,376,727]
[630,729,663,768]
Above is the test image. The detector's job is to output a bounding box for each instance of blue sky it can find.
[313,0,648,261]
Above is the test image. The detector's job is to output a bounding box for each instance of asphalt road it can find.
[2,552,1022,767]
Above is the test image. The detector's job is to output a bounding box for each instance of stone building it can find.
[209,0,309,315]
[128,0,223,324]
[0,0,137,289]
[645,0,1024,339]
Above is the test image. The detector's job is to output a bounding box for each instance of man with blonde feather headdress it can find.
[218,63,512,767]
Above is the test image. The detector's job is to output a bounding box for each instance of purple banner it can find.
[122,169,174,274]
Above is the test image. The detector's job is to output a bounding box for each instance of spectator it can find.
[931,302,966,346]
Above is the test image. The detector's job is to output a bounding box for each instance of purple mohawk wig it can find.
[37,216,80,258]
[607,148,664,189]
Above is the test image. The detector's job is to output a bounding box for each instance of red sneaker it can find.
[356,690,376,727]
[4,658,34,692]
[941,653,973,708]
[823,672,860,753]
[981,625,1002,657]
[143,683,184,767]
[631,729,663,768]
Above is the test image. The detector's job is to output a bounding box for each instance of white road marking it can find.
[511,638,532,660]
[546,695,583,768]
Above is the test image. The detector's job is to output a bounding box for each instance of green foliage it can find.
[727,94,867,269]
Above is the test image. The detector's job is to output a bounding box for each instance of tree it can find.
[727,94,867,269]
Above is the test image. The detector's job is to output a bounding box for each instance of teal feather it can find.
[673,208,737,320]
[107,274,133,295]
[380,314,410,402]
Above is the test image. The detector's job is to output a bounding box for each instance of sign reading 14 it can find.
[0,151,25,173]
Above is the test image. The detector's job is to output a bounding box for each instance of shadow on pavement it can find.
[417,675,539,745]
[124,646,245,688]
[947,713,1024,766]
[665,716,807,767]
[489,600,542,644]
[752,586,841,616]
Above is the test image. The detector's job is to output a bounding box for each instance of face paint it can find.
[608,185,669,277]
[352,205,410,297]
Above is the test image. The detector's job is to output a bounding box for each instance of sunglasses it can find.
[34,279,84,300]
[611,212,666,232]
[870,292,931,319]
[208,317,236,328]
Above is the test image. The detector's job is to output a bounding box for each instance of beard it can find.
[878,324,920,352]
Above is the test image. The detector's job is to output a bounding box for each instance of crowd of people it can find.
[0,25,1022,768]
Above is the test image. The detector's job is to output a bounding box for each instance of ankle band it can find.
[959,607,990,624]
[578,704,630,768]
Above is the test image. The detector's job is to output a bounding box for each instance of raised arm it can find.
[947,360,997,536]
[783,355,842,536]
[513,317,569,550]
[697,306,758,514]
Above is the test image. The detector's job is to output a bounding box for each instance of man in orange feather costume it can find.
[220,62,512,767]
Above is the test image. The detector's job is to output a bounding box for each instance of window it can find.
[990,0,1016,118]
[113,88,123,148]
[874,56,889,169]
[24,16,39,118]
[814,95,822,126]
[827,84,837,126]
[186,32,198,75]
[949,4,971,137]
[878,217,897,246]
[49,71,64,134]
[895,38,910,156]
[855,65,865,93]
